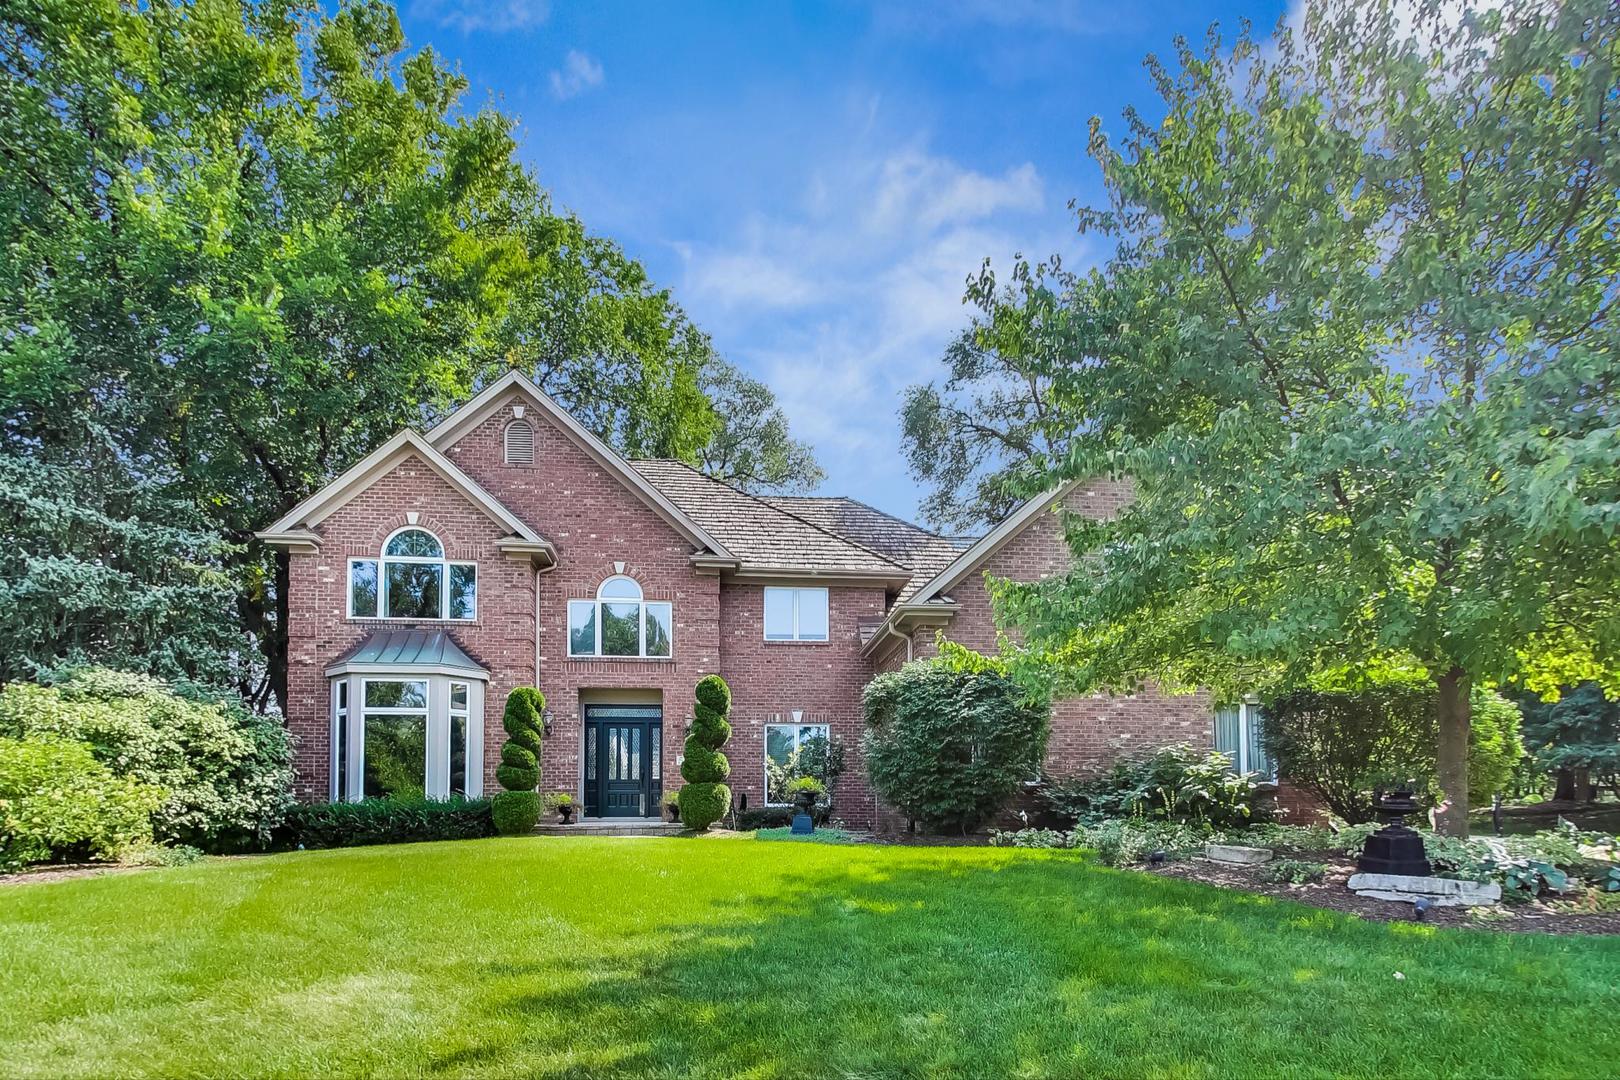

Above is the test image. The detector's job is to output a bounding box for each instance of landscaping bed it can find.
[1146,848,1620,936]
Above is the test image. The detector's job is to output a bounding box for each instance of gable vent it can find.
[504,419,535,465]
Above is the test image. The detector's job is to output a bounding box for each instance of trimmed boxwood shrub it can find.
[0,735,166,868]
[275,796,494,850]
[492,687,545,835]
[863,660,1050,833]
[680,675,732,830]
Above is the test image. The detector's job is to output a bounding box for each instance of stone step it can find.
[533,819,683,837]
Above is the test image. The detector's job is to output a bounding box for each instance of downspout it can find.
[880,619,913,665]
[534,561,557,687]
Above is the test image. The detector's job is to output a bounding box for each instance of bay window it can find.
[347,527,476,620]
[329,674,484,801]
[568,576,673,658]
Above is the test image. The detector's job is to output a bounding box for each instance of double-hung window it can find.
[568,576,673,658]
[763,587,828,641]
[1214,701,1275,779]
[348,527,476,620]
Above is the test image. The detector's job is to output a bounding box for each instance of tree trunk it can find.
[1553,768,1576,802]
[269,549,290,716]
[1435,666,1471,837]
[1572,767,1594,804]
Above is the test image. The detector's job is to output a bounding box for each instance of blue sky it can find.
[396,0,1290,525]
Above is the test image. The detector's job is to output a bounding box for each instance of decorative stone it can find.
[1348,873,1501,906]
[1206,843,1273,865]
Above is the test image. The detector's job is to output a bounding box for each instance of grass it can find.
[2,838,1617,1078]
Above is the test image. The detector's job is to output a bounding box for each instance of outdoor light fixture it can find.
[540,708,554,738]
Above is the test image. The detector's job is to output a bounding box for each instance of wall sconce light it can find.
[540,708,554,739]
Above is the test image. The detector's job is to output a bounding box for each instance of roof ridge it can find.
[645,460,912,573]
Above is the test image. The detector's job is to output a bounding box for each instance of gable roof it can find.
[629,461,913,581]
[424,369,735,560]
[901,482,1076,608]
[256,429,553,560]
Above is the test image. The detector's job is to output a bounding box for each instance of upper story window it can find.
[504,419,535,465]
[568,576,672,658]
[763,587,828,641]
[348,527,476,621]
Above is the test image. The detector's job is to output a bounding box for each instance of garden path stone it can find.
[1348,873,1501,906]
[1205,843,1273,865]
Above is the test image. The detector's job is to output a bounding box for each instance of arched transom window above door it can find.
[568,576,673,658]
[348,527,477,620]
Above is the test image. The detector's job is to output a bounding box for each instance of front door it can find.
[583,705,662,818]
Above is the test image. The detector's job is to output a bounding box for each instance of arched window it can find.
[504,419,535,465]
[347,527,477,620]
[568,575,673,658]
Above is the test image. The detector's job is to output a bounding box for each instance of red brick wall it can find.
[284,455,536,800]
[871,479,1213,830]
[442,395,719,807]
[717,582,887,826]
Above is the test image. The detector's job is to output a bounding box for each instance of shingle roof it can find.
[764,496,974,602]
[627,461,912,577]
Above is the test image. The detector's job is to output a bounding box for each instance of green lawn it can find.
[2,838,1616,1078]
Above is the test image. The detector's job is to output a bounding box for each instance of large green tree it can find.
[972,0,1620,835]
[1,0,813,710]
[697,359,824,494]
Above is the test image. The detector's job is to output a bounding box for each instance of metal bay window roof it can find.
[324,630,488,681]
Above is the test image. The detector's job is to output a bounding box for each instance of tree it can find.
[0,0,733,712]
[899,265,1070,530]
[862,661,1049,833]
[0,454,243,689]
[697,360,824,494]
[679,675,732,831]
[1260,687,1525,823]
[978,0,1620,835]
[1514,683,1620,802]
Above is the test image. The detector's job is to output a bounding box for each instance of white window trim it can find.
[763,587,829,642]
[347,527,477,622]
[334,675,484,802]
[330,679,349,802]
[764,721,831,806]
[1216,700,1276,781]
[566,577,675,659]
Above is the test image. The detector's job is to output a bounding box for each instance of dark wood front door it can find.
[583,705,662,818]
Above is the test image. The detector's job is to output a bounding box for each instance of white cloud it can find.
[549,50,605,101]
[409,0,548,34]
[675,139,1078,511]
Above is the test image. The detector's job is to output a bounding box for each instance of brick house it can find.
[258,371,1273,828]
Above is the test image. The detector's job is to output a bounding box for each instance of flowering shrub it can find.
[0,669,291,849]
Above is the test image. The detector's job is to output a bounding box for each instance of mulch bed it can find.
[0,863,148,888]
[1145,851,1620,936]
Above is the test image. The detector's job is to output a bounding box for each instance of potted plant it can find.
[544,792,576,825]
[786,776,827,817]
[662,789,682,824]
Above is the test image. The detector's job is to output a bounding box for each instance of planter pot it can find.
[665,803,681,823]
[558,806,575,825]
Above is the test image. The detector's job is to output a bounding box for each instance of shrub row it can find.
[273,797,495,850]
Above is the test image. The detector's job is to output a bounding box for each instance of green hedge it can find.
[273,797,494,850]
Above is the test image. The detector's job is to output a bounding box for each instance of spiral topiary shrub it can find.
[680,675,732,830]
[492,687,545,835]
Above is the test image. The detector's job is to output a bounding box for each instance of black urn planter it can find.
[558,804,575,825]
[1357,787,1432,876]
[666,801,681,824]
[792,791,817,816]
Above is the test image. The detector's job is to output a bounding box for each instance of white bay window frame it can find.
[328,672,484,801]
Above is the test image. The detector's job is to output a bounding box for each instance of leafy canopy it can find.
[971,0,1620,834]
